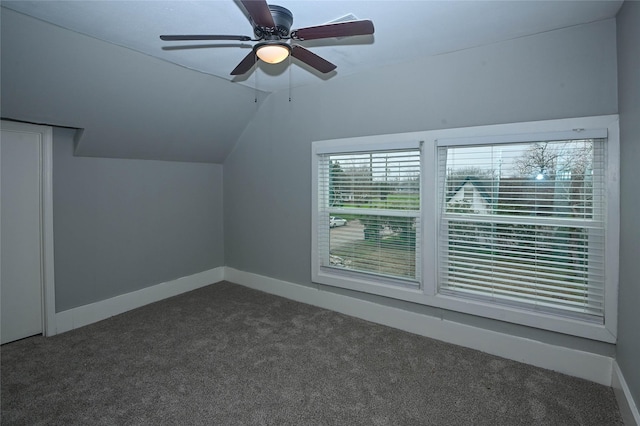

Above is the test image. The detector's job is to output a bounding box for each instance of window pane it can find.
[319,149,421,282]
[329,215,418,280]
[439,139,605,318]
[328,151,420,210]
[440,220,603,315]
[443,139,601,219]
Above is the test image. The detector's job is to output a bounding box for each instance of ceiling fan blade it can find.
[291,45,336,74]
[230,51,258,75]
[160,35,252,41]
[240,0,275,28]
[292,20,374,41]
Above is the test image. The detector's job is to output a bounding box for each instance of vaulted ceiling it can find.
[0,1,624,163]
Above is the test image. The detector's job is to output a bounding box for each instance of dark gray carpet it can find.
[1,281,622,425]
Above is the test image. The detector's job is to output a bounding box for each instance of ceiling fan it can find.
[160,0,375,75]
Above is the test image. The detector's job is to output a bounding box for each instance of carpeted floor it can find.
[1,281,622,425]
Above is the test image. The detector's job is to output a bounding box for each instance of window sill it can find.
[313,267,617,343]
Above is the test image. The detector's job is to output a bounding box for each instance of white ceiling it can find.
[1,0,624,93]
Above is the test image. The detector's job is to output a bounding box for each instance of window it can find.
[438,138,606,320]
[312,116,619,342]
[314,140,421,288]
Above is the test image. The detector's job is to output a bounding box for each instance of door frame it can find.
[1,120,56,337]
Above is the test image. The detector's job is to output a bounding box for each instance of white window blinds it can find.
[317,149,421,283]
[438,138,606,320]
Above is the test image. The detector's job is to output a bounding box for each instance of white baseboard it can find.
[224,267,614,386]
[613,361,640,426]
[55,267,224,334]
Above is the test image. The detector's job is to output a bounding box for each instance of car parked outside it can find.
[329,216,347,228]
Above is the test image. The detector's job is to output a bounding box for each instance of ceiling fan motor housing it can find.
[254,5,293,38]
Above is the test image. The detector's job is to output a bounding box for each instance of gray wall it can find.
[616,0,640,410]
[53,127,224,312]
[0,7,261,163]
[224,19,618,355]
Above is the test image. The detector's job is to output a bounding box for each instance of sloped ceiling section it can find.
[1,8,263,163]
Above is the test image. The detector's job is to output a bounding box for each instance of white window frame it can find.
[312,115,619,343]
[311,134,424,298]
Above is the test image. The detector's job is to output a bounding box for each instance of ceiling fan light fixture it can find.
[255,42,291,64]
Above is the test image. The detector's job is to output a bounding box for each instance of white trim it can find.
[0,121,56,338]
[313,136,422,155]
[436,128,608,147]
[55,267,224,334]
[225,267,613,386]
[314,267,617,342]
[41,126,56,337]
[428,115,618,145]
[612,361,640,426]
[604,118,620,344]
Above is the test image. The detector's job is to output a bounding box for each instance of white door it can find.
[1,123,45,344]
